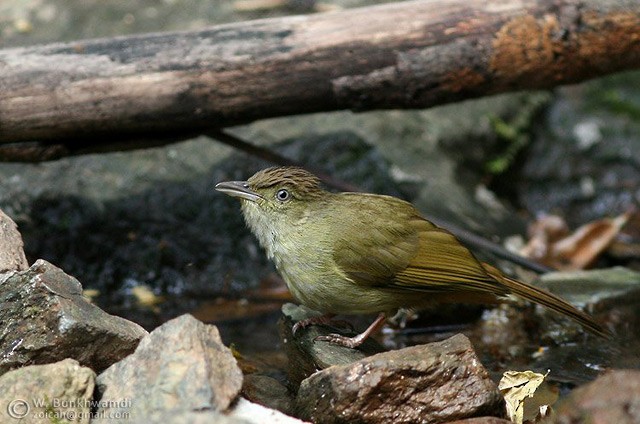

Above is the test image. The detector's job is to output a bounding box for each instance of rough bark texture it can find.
[0,0,639,159]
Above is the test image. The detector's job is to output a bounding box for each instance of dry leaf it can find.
[82,288,100,303]
[521,212,631,270]
[551,212,631,270]
[498,370,549,424]
[131,284,164,312]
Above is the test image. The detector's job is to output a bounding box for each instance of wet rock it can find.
[95,314,243,421]
[537,267,640,338]
[538,267,640,308]
[0,259,147,376]
[549,369,640,424]
[296,334,505,424]
[0,358,95,424]
[0,209,28,273]
[279,303,385,387]
[521,75,640,226]
[242,374,295,416]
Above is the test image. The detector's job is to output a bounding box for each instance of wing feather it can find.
[331,194,506,296]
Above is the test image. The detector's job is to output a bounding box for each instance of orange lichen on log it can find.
[577,11,640,69]
[441,67,486,92]
[490,9,640,88]
[490,14,563,85]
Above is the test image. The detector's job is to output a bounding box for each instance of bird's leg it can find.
[314,313,386,349]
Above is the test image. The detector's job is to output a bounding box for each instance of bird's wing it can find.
[332,194,506,295]
[390,224,509,295]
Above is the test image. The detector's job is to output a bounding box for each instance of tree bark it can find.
[0,0,639,158]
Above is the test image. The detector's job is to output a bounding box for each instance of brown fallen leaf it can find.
[521,212,632,270]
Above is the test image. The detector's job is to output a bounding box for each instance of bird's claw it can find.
[314,333,364,349]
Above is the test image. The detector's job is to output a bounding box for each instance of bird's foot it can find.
[314,333,367,348]
[292,313,354,335]
[313,313,387,349]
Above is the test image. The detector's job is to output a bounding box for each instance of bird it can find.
[216,166,609,348]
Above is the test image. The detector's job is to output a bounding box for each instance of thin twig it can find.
[207,130,360,192]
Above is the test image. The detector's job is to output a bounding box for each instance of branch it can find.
[0,0,639,157]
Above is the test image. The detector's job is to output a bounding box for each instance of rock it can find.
[242,374,295,416]
[230,397,310,424]
[548,369,640,424]
[0,208,28,273]
[520,76,640,226]
[0,358,95,424]
[143,410,250,424]
[538,267,640,309]
[94,314,243,421]
[296,334,505,424]
[537,267,640,340]
[0,259,147,376]
[279,303,385,387]
[447,418,512,424]
[137,398,310,424]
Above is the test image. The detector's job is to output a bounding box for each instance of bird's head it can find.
[215,167,326,243]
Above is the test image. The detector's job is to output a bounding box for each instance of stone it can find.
[279,303,385,387]
[242,374,295,416]
[296,334,505,424]
[230,397,309,424]
[0,358,95,424]
[143,410,249,424]
[0,259,148,376]
[447,418,512,424]
[138,398,311,424]
[0,208,28,273]
[537,267,640,340]
[549,369,640,424]
[94,314,243,422]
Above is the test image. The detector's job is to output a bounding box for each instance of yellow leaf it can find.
[498,370,549,424]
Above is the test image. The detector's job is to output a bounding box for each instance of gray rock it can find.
[242,374,295,416]
[549,369,640,424]
[0,208,28,273]
[0,259,147,376]
[0,358,95,424]
[279,303,385,387]
[130,399,307,424]
[537,267,640,339]
[142,410,250,424]
[230,397,310,424]
[538,267,640,308]
[296,334,505,424]
[95,314,243,422]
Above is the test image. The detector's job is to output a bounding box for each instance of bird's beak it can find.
[215,180,263,202]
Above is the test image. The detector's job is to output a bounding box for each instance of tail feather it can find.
[482,263,611,338]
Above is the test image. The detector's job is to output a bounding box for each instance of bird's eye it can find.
[276,189,290,202]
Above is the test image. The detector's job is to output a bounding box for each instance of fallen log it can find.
[0,0,639,160]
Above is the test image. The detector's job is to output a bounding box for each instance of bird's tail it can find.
[482,263,611,338]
